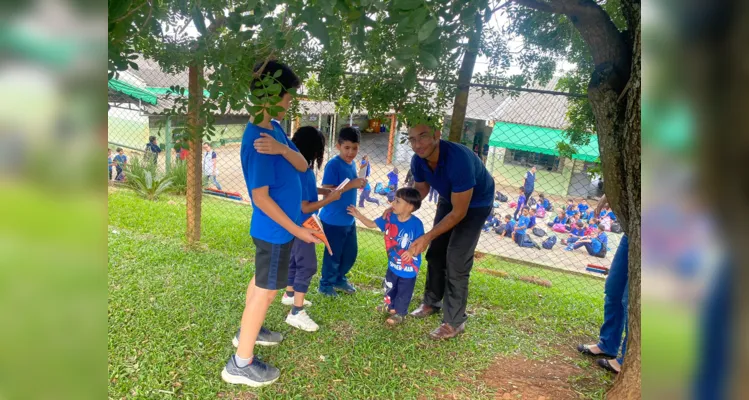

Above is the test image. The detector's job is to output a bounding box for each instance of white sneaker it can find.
[285,310,319,332]
[281,294,312,306]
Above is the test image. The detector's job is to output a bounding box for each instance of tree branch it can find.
[491,1,513,13]
[110,0,147,23]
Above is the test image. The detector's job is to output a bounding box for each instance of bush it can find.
[166,160,188,195]
[125,156,173,200]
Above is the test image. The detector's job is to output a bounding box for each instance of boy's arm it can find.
[302,189,342,214]
[253,132,308,172]
[347,206,378,228]
[252,186,320,243]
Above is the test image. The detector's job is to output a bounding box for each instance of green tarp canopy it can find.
[488,122,600,162]
[108,79,158,105]
[148,87,212,98]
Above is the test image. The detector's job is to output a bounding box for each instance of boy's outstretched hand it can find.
[401,251,414,264]
[293,226,322,244]
[347,205,362,218]
[254,133,288,155]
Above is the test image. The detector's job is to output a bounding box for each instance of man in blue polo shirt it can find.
[523,165,536,201]
[403,123,495,340]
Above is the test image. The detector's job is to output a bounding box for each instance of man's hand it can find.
[254,133,288,155]
[381,207,393,219]
[407,235,430,257]
[292,226,322,244]
[347,205,362,218]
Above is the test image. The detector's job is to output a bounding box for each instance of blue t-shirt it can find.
[241,121,302,244]
[524,170,535,193]
[360,160,372,191]
[578,203,589,213]
[552,215,567,225]
[374,213,425,278]
[541,198,550,210]
[113,154,127,166]
[565,204,577,217]
[387,171,398,187]
[319,155,358,226]
[570,227,585,237]
[411,140,495,208]
[515,215,530,236]
[504,220,515,233]
[299,168,319,223]
[517,194,526,209]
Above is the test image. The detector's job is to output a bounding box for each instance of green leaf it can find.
[395,0,422,11]
[305,19,330,47]
[253,113,264,124]
[252,89,265,97]
[408,7,428,28]
[273,69,283,78]
[418,50,438,69]
[418,19,437,41]
[269,106,285,116]
[128,61,139,70]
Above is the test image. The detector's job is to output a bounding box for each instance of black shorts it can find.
[252,237,293,290]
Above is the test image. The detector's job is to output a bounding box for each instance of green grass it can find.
[108,189,610,399]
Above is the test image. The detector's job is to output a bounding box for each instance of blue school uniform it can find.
[515,215,530,236]
[502,220,515,237]
[241,121,302,244]
[566,204,576,217]
[298,168,318,223]
[578,203,589,214]
[319,155,358,226]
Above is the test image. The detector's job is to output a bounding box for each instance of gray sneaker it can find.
[221,355,280,387]
[232,326,283,347]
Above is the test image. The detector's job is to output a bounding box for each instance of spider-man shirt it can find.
[374,212,425,279]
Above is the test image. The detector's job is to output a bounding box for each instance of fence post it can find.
[387,114,396,165]
[186,63,203,245]
[164,116,172,174]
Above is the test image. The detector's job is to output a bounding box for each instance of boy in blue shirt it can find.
[565,198,576,217]
[578,198,590,215]
[548,208,568,227]
[500,214,514,238]
[513,186,526,220]
[563,221,587,249]
[107,148,113,180]
[539,193,551,211]
[513,207,539,248]
[483,212,500,232]
[387,167,399,191]
[222,61,321,388]
[318,128,367,296]
[570,225,608,257]
[348,188,425,325]
[113,148,127,181]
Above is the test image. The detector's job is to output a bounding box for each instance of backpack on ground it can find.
[496,191,508,202]
[493,223,506,235]
[535,207,546,218]
[509,201,517,208]
[527,197,537,207]
[552,223,568,233]
[542,235,557,249]
[610,222,622,233]
[374,182,385,194]
[532,227,546,237]
[545,202,553,212]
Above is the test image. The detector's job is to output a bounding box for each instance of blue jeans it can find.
[514,232,535,248]
[319,222,358,291]
[358,189,380,207]
[206,174,222,191]
[597,235,629,364]
[384,269,416,316]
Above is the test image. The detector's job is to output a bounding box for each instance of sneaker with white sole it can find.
[281,294,312,306]
[285,310,319,332]
[221,355,280,387]
[232,326,283,347]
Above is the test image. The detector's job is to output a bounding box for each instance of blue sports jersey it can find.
[374,213,425,278]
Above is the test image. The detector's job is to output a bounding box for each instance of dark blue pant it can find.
[597,235,629,364]
[514,232,535,247]
[358,189,380,207]
[573,241,604,257]
[319,222,357,291]
[384,269,416,316]
[286,238,318,293]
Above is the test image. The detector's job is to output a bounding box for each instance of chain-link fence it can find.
[108,63,620,309]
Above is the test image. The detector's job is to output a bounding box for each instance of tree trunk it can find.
[591,13,641,400]
[186,63,203,245]
[447,11,483,143]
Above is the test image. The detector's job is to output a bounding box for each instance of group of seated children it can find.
[485,191,617,255]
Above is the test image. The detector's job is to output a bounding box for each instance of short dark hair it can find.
[598,225,606,231]
[568,198,573,202]
[576,221,584,228]
[149,136,156,142]
[519,186,524,192]
[251,60,300,98]
[116,147,123,152]
[395,188,421,211]
[338,127,360,144]
[522,206,530,212]
[539,193,545,199]
[292,126,326,170]
[505,214,512,220]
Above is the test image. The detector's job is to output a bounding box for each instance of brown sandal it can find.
[386,314,405,325]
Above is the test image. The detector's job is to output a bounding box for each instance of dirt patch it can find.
[216,391,257,399]
[479,355,582,399]
[476,267,510,278]
[518,276,553,288]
